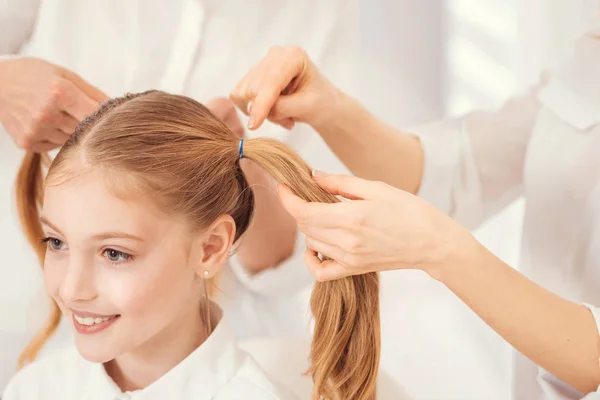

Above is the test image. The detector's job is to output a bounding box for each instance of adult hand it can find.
[206,97,245,138]
[278,171,474,281]
[0,57,108,152]
[230,46,340,131]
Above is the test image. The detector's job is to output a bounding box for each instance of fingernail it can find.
[312,170,328,178]
[246,101,253,115]
[248,115,255,129]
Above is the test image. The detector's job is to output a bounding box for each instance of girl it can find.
[3,91,380,399]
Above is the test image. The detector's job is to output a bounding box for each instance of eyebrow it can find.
[40,216,65,237]
[40,216,145,242]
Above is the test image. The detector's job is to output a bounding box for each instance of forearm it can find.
[437,238,600,393]
[313,91,424,194]
[236,160,297,274]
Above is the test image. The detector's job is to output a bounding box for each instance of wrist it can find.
[425,225,485,284]
[311,88,356,132]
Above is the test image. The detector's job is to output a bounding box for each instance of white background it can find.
[1,1,599,398]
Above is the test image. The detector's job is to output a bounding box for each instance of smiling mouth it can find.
[71,313,121,334]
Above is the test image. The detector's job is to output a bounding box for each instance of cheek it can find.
[43,253,66,301]
[104,258,198,317]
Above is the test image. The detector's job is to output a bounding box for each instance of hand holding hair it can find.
[278,171,472,281]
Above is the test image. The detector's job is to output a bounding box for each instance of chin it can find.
[74,337,122,364]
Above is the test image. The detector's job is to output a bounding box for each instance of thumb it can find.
[59,68,109,104]
[277,184,308,219]
[311,172,387,200]
[269,93,312,122]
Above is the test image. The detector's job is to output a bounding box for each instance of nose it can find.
[58,255,98,305]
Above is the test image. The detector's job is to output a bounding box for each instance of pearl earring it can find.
[203,270,209,277]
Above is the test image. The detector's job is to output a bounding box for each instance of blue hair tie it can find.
[238,139,244,159]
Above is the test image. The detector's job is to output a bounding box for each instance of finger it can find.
[59,68,109,103]
[248,83,280,130]
[269,94,310,121]
[39,107,80,136]
[230,66,261,117]
[278,184,337,225]
[304,249,351,282]
[268,115,295,130]
[279,118,295,130]
[312,172,390,200]
[38,127,69,145]
[299,226,355,250]
[52,78,100,121]
[57,112,79,135]
[304,235,347,264]
[248,49,307,129]
[33,106,76,138]
[277,184,308,218]
[30,141,60,153]
[278,184,360,228]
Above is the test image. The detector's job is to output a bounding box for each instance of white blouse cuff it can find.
[583,303,600,335]
[411,118,463,214]
[227,233,314,298]
[578,304,600,398]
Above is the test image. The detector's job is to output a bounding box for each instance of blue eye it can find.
[41,237,67,251]
[103,248,132,264]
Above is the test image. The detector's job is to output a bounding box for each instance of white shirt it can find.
[415,20,600,400]
[0,0,356,390]
[1,303,296,400]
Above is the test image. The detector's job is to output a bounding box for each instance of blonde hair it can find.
[15,91,380,399]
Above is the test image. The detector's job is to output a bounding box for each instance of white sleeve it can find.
[413,78,546,230]
[217,235,314,339]
[537,304,600,400]
[0,0,41,55]
[227,234,314,298]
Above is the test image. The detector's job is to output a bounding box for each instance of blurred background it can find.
[1,1,599,399]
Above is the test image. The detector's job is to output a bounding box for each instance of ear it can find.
[191,215,236,278]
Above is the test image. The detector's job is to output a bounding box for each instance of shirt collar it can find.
[82,302,240,400]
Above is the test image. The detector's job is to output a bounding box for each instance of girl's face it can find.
[41,168,206,363]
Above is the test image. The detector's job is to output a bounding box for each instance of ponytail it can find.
[14,152,62,368]
[243,138,380,400]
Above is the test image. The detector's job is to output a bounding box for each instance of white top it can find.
[415,20,600,400]
[2,304,296,400]
[0,0,356,390]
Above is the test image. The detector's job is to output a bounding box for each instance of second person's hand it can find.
[229,46,340,131]
[0,58,108,153]
[278,171,476,281]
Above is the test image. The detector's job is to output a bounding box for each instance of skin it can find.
[230,46,600,393]
[41,162,234,391]
[0,58,107,152]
